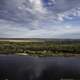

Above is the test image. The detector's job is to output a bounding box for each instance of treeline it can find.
[0,41,80,56]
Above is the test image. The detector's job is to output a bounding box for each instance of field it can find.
[0,38,80,56]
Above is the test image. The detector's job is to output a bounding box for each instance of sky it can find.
[0,0,80,38]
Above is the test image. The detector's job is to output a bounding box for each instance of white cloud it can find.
[0,20,80,38]
[0,0,80,38]
[1,0,80,22]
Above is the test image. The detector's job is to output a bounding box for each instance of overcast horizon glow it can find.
[0,0,80,39]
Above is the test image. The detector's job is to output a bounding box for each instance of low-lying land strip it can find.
[0,38,80,56]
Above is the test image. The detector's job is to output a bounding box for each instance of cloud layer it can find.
[0,0,80,38]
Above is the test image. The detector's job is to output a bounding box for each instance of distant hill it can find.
[0,38,80,43]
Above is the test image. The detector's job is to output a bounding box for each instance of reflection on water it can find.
[4,79,8,80]
[61,79,74,80]
[4,78,79,80]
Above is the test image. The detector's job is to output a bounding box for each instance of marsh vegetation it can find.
[0,39,80,56]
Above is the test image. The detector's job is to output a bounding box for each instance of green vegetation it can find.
[0,40,80,56]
